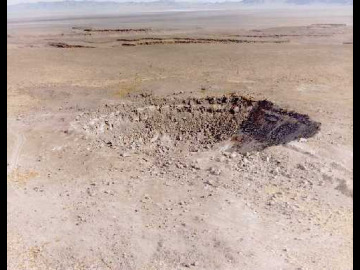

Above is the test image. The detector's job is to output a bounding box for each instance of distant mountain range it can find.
[242,0,352,4]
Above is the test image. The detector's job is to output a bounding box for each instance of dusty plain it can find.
[7,7,353,270]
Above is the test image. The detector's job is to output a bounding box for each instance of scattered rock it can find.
[297,164,306,170]
[209,167,221,175]
[230,152,237,159]
[191,162,201,170]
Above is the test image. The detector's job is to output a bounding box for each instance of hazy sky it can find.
[7,0,244,5]
[6,0,353,5]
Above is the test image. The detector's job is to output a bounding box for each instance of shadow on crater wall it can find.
[233,100,321,153]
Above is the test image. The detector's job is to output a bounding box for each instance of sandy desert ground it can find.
[7,8,353,270]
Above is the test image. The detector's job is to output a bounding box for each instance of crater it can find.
[73,94,320,154]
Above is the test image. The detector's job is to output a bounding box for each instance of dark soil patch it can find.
[49,42,94,48]
[82,28,151,33]
[118,37,289,46]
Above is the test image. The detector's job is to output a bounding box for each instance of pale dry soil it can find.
[7,9,353,270]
